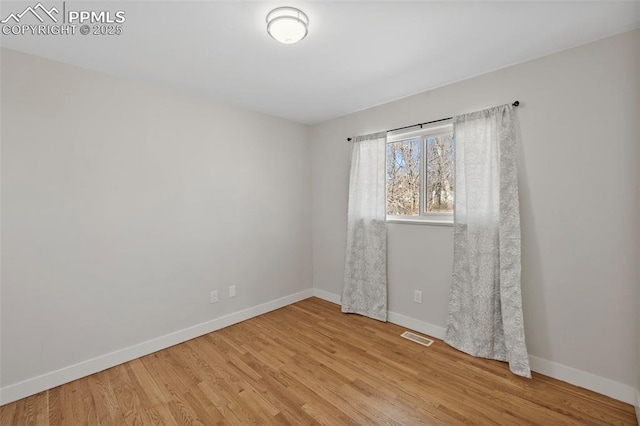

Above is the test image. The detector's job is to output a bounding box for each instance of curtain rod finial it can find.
[347,137,352,142]
[513,101,520,107]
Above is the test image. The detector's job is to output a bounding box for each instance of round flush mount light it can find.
[266,6,309,44]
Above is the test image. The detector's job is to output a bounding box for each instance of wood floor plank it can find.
[106,363,153,425]
[28,391,48,425]
[0,400,17,425]
[145,403,177,426]
[1,297,637,425]
[10,397,26,426]
[126,358,168,408]
[85,370,125,425]
[59,376,99,426]
[196,380,253,426]
[47,386,63,426]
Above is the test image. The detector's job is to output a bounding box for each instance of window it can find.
[385,122,454,224]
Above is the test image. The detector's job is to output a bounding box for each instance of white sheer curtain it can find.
[341,132,388,322]
[444,104,531,377]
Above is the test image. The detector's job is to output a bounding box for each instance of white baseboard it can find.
[0,288,313,406]
[386,311,447,340]
[527,356,636,405]
[311,289,637,406]
[312,288,341,304]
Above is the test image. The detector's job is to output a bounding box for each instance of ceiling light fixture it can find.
[266,6,309,44]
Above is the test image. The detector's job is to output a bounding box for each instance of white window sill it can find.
[386,217,453,227]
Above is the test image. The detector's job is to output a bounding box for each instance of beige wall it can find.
[0,48,313,387]
[310,30,640,386]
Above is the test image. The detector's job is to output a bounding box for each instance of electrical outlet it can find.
[228,285,236,298]
[210,290,218,304]
[414,290,422,304]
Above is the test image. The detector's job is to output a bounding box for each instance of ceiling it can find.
[1,1,639,124]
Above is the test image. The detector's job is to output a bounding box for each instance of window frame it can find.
[385,121,454,226]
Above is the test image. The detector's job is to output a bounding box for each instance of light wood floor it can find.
[1,297,636,425]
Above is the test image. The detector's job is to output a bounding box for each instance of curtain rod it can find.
[346,101,520,142]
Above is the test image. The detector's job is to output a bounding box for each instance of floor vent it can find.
[401,331,434,347]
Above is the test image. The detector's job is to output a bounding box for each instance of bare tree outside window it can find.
[426,134,454,213]
[386,138,420,215]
